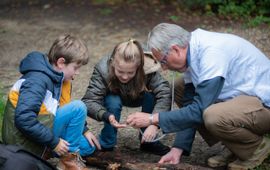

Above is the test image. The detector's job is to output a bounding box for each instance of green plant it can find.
[99,8,113,15]
[0,88,6,142]
[247,15,270,27]
[179,0,270,27]
[169,15,180,22]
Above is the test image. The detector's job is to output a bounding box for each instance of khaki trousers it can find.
[174,77,270,160]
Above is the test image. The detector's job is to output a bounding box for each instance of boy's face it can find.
[61,62,81,81]
[54,57,81,81]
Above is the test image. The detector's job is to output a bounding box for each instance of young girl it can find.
[82,39,171,158]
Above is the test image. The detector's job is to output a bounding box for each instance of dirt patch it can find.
[0,1,270,170]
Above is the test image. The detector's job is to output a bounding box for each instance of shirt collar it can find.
[186,44,190,67]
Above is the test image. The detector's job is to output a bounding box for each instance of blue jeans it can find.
[53,100,95,156]
[100,92,155,149]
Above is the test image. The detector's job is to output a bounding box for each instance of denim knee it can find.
[104,95,122,115]
[69,100,87,117]
[142,92,155,113]
[143,92,155,102]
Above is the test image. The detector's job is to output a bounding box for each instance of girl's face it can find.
[113,58,138,83]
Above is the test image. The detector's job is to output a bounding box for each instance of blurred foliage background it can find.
[1,0,270,27]
[92,0,270,27]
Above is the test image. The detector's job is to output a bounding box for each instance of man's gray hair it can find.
[147,23,191,55]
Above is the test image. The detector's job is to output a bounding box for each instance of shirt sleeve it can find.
[171,82,196,155]
[198,49,229,83]
[172,128,196,156]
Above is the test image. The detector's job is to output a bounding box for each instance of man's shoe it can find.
[207,146,235,167]
[57,152,88,170]
[228,137,270,170]
[140,141,170,156]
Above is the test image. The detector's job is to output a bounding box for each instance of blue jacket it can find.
[3,51,66,152]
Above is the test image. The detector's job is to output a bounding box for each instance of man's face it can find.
[151,46,187,72]
[151,49,170,70]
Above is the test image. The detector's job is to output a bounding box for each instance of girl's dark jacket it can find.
[82,53,172,121]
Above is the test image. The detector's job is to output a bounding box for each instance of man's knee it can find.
[203,106,222,132]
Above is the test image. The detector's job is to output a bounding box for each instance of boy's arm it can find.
[15,76,59,149]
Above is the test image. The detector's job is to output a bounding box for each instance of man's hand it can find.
[158,147,183,164]
[109,115,127,128]
[126,112,154,128]
[84,131,101,150]
[141,125,158,143]
[53,138,70,156]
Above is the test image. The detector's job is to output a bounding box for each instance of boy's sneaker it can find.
[140,141,170,156]
[207,147,235,167]
[228,137,270,170]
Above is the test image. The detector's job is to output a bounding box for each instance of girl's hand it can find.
[53,138,69,156]
[109,115,127,128]
[141,125,158,143]
[84,131,101,150]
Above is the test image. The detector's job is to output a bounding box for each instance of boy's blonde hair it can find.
[108,39,146,100]
[48,35,89,65]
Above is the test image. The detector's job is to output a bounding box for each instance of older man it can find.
[127,23,270,170]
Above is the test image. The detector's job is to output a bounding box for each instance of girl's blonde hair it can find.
[48,34,89,65]
[108,39,146,100]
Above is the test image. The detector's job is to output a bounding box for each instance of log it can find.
[86,157,212,170]
[120,162,212,170]
[84,150,213,170]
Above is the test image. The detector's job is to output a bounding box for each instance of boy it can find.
[2,35,100,170]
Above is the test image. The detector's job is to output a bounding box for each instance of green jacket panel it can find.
[2,99,54,156]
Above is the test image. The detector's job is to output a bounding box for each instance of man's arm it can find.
[155,76,225,164]
[157,76,225,133]
[171,82,196,156]
[126,77,225,129]
[173,128,196,155]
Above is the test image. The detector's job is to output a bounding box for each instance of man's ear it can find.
[151,48,160,61]
[55,57,66,69]
[171,45,181,57]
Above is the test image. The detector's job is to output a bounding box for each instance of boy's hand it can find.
[141,125,158,143]
[84,131,101,150]
[109,115,127,128]
[53,138,69,156]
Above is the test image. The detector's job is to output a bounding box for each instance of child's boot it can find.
[57,152,88,170]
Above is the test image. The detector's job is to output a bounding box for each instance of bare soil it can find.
[0,1,269,170]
